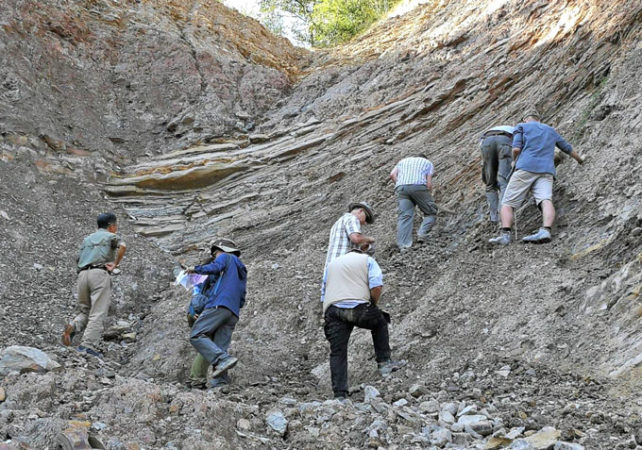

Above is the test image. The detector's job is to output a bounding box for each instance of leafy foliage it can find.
[259,0,400,47]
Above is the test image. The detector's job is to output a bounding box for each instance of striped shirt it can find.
[324,213,361,268]
[392,157,434,187]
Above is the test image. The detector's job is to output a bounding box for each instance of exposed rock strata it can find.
[0,0,641,448]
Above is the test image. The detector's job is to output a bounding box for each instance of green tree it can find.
[259,0,319,46]
[259,0,399,47]
[311,0,391,47]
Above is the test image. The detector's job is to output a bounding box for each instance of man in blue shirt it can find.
[322,247,406,399]
[490,110,585,245]
[187,238,247,387]
[389,155,437,249]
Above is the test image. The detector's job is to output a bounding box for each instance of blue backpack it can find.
[186,257,229,319]
[187,276,221,318]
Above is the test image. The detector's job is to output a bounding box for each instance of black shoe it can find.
[77,345,103,359]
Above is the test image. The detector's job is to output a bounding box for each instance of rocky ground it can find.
[1,0,641,449]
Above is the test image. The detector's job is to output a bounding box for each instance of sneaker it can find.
[77,345,103,359]
[522,227,552,244]
[378,359,407,377]
[212,356,238,378]
[416,234,428,244]
[62,324,75,346]
[489,231,511,245]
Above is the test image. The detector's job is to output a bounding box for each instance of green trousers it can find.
[189,354,209,385]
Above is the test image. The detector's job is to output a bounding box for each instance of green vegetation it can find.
[259,0,401,47]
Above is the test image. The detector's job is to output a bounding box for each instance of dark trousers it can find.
[323,304,391,397]
[190,307,238,367]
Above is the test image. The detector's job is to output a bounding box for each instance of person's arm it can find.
[346,215,374,245]
[189,254,227,275]
[106,241,126,272]
[370,286,382,306]
[349,232,375,245]
[569,150,584,164]
[389,166,399,184]
[512,125,523,162]
[426,174,433,191]
[555,132,584,164]
[367,257,383,306]
[320,268,328,303]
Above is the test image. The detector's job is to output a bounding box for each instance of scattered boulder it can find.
[554,442,585,450]
[409,383,428,398]
[364,385,380,403]
[430,427,452,447]
[524,427,562,449]
[266,409,288,436]
[0,346,61,377]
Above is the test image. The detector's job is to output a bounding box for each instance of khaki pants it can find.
[502,169,553,208]
[72,268,112,349]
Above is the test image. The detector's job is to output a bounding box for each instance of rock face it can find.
[0,0,641,449]
[0,0,306,162]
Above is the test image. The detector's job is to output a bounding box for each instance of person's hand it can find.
[105,263,116,272]
[185,266,196,273]
[577,154,586,165]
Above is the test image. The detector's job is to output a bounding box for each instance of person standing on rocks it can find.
[187,238,247,388]
[62,212,127,358]
[389,155,437,249]
[322,202,376,295]
[322,247,406,399]
[479,125,515,223]
[489,110,585,245]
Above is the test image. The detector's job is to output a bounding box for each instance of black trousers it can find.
[323,303,391,397]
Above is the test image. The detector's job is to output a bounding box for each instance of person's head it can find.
[348,202,375,225]
[210,238,241,257]
[521,109,541,123]
[97,212,117,232]
[416,153,429,160]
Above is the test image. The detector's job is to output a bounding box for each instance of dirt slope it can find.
[0,0,641,449]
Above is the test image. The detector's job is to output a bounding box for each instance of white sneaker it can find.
[489,231,511,245]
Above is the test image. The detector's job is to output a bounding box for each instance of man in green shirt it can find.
[62,212,127,357]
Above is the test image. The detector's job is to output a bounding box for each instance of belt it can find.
[483,131,512,138]
[78,264,108,273]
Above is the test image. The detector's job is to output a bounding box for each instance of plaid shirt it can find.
[323,212,361,278]
[393,157,434,187]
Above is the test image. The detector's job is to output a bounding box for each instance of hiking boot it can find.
[62,324,75,346]
[208,377,229,389]
[212,356,238,378]
[378,359,407,377]
[77,345,103,359]
[186,380,207,390]
[522,227,552,244]
[489,231,511,246]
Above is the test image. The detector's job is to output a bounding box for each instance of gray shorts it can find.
[502,170,553,208]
